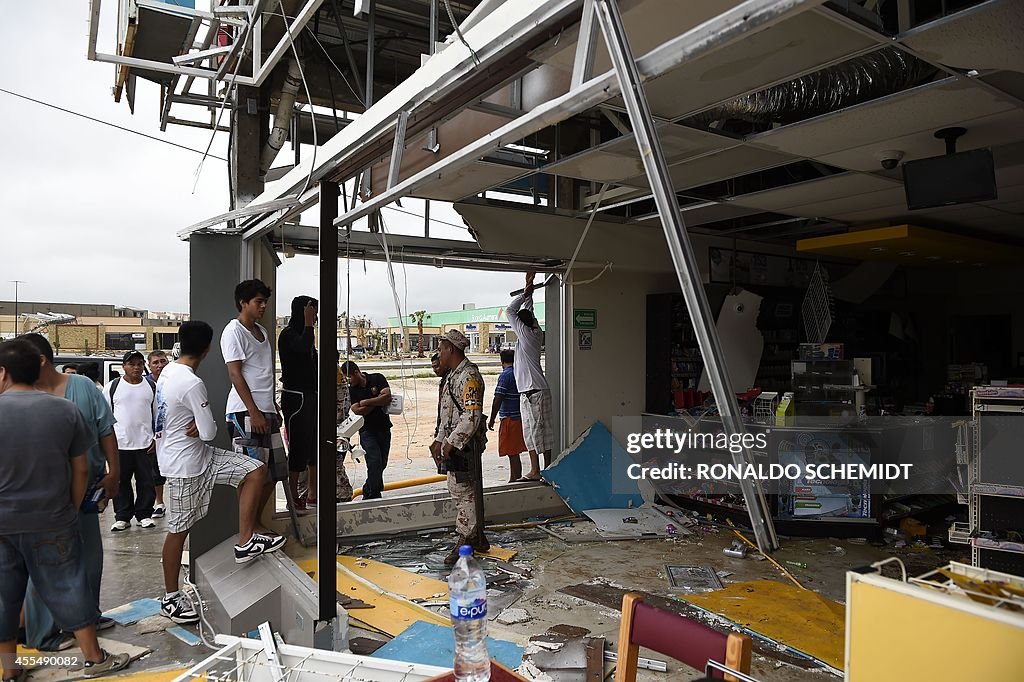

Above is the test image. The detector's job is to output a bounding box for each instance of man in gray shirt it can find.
[0,338,130,679]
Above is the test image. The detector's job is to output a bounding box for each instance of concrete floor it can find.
[85,489,966,681]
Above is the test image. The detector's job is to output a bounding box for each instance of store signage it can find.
[495,323,511,330]
[573,308,597,329]
[465,323,478,330]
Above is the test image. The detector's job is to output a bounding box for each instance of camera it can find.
[876,150,905,170]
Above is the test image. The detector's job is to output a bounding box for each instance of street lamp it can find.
[9,280,25,337]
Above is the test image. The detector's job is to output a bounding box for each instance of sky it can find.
[0,2,532,327]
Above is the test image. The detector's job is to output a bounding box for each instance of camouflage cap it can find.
[443,329,470,351]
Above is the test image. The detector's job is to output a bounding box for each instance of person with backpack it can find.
[432,330,489,566]
[104,351,158,531]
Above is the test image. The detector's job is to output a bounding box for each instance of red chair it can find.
[615,592,754,682]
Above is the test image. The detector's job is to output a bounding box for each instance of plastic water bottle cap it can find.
[459,545,473,557]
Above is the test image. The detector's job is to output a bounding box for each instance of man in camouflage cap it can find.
[432,329,490,565]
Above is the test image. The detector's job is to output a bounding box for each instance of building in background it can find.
[385,302,546,355]
[0,300,186,353]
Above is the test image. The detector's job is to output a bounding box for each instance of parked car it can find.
[55,354,125,385]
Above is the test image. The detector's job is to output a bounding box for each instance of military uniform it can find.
[295,367,353,502]
[435,357,487,546]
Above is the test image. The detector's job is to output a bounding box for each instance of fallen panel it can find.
[542,422,644,514]
[102,598,162,625]
[297,559,448,637]
[338,555,449,601]
[558,581,826,671]
[681,579,846,671]
[665,565,724,593]
[372,620,524,671]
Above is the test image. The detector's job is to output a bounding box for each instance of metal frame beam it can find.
[330,0,819,234]
[592,0,782,553]
[570,0,598,89]
[316,180,340,623]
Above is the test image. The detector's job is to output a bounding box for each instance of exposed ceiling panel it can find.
[817,109,1024,171]
[543,123,735,185]
[635,10,880,120]
[678,201,767,226]
[772,187,907,218]
[415,161,531,201]
[749,79,1022,162]
[535,0,739,73]
[638,145,797,192]
[899,0,1024,72]
[729,172,899,211]
[456,201,676,272]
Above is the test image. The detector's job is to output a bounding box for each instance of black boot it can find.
[445,536,470,567]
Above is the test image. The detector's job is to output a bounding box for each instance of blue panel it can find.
[155,0,196,8]
[541,421,644,513]
[167,626,203,646]
[372,621,524,671]
[102,598,162,625]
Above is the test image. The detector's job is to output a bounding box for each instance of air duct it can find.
[261,58,303,177]
[688,47,937,129]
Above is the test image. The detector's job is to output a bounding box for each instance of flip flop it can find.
[516,476,542,482]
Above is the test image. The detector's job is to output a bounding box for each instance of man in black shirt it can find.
[278,296,318,512]
[341,360,392,499]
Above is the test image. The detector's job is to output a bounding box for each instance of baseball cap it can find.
[122,350,145,363]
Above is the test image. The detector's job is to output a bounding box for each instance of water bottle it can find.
[448,546,490,682]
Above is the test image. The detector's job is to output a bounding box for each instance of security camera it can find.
[876,150,905,170]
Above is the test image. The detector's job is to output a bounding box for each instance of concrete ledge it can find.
[271,482,569,539]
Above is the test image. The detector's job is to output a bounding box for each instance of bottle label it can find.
[450,593,487,620]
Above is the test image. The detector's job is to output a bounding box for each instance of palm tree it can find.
[411,310,428,358]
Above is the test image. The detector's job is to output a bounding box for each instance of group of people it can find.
[0,272,556,679]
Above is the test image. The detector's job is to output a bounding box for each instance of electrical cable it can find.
[304,27,363,105]
[275,1,318,198]
[181,573,220,650]
[0,87,227,160]
[442,0,480,66]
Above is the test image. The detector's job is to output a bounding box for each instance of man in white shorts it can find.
[506,272,554,478]
[154,321,285,625]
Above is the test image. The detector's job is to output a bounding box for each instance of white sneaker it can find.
[139,518,156,528]
[110,520,130,532]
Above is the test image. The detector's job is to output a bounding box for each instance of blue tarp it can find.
[372,621,524,670]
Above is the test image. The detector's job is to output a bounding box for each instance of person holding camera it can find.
[431,330,489,565]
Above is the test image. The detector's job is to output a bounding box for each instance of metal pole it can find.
[429,0,438,53]
[592,0,779,552]
[365,0,375,110]
[10,280,24,336]
[317,180,340,623]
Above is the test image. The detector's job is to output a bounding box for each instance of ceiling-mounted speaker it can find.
[902,127,997,210]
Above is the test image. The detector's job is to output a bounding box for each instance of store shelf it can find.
[972,483,1024,499]
[972,537,1024,555]
[948,522,972,546]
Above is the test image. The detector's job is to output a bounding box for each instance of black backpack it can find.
[108,375,157,410]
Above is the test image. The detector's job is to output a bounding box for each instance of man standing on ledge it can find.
[221,280,285,517]
[341,361,392,500]
[433,330,489,565]
[506,272,554,478]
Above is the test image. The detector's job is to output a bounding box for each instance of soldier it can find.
[432,330,490,566]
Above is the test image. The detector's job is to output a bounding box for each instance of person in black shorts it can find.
[278,296,319,513]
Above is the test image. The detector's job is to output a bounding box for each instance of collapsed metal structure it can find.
[89,0,1024,641]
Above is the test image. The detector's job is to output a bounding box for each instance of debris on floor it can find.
[521,626,607,682]
[542,422,645,513]
[582,506,692,539]
[372,620,524,670]
[558,579,832,672]
[102,598,163,625]
[681,579,846,672]
[495,607,533,625]
[665,564,724,593]
[166,625,202,647]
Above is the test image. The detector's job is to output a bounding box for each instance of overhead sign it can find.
[573,308,597,329]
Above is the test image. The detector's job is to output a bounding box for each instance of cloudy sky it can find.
[0,2,532,327]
